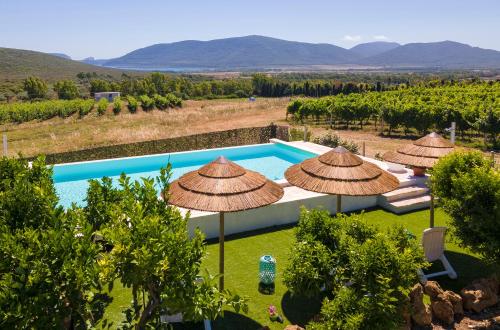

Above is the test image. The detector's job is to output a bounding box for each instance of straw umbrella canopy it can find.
[382,132,455,227]
[167,156,284,289]
[285,146,400,213]
[382,132,454,170]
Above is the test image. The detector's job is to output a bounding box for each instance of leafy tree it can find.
[0,157,103,328]
[96,167,247,328]
[23,76,48,100]
[430,151,500,264]
[0,210,103,329]
[284,208,427,329]
[90,79,111,95]
[54,80,80,100]
[0,156,59,230]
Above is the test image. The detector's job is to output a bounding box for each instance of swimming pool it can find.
[53,143,316,208]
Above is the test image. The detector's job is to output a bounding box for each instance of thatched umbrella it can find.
[285,146,399,213]
[167,156,284,289]
[382,132,455,227]
[382,132,454,176]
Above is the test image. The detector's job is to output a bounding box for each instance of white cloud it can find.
[343,35,362,42]
[373,35,389,41]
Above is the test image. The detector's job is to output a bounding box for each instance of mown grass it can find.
[101,207,493,329]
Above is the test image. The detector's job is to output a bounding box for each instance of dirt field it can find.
[2,97,498,166]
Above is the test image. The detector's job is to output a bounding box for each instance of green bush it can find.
[153,94,169,110]
[166,93,182,107]
[313,132,359,153]
[112,98,122,115]
[284,208,427,330]
[96,98,108,116]
[126,95,138,113]
[430,151,500,264]
[139,94,155,111]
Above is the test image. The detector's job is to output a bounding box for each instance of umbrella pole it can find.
[219,212,225,290]
[336,195,342,214]
[429,194,434,228]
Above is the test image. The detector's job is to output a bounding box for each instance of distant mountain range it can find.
[98,35,500,70]
[2,35,500,80]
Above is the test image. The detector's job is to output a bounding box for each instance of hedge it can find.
[28,124,289,164]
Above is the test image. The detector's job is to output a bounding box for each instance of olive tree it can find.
[23,76,48,100]
[54,80,80,100]
[430,151,500,264]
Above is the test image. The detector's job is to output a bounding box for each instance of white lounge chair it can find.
[418,227,457,282]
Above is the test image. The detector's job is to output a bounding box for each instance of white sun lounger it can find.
[418,227,457,282]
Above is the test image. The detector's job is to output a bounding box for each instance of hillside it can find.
[104,35,360,70]
[0,47,129,81]
[350,41,400,58]
[360,41,500,68]
[103,36,500,70]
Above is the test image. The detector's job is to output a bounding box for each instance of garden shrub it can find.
[430,151,500,264]
[112,98,122,115]
[139,94,155,111]
[96,98,108,116]
[313,132,359,153]
[284,208,427,330]
[126,95,138,113]
[0,156,59,230]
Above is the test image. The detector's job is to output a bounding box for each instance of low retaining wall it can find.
[31,124,289,164]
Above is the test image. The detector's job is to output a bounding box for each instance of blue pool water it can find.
[53,143,316,208]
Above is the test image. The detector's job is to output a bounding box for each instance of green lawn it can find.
[102,207,493,329]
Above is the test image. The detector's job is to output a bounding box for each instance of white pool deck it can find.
[181,139,428,239]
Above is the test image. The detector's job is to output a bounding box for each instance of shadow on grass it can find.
[205,223,296,244]
[422,250,494,292]
[171,321,205,330]
[211,311,263,330]
[281,291,324,327]
[92,293,114,328]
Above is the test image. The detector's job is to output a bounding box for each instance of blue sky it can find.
[1,0,499,59]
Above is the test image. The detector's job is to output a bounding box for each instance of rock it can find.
[472,277,499,295]
[443,290,464,315]
[431,295,455,325]
[284,326,305,330]
[410,284,432,326]
[424,280,444,299]
[461,280,498,313]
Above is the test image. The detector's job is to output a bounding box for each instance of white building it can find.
[94,92,120,102]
